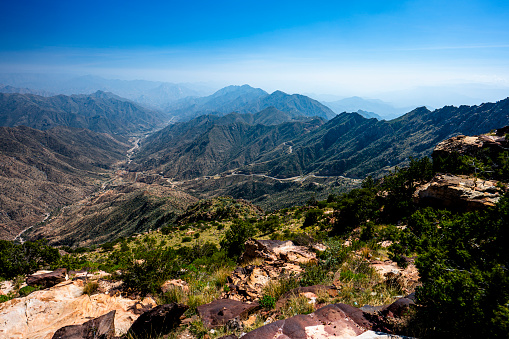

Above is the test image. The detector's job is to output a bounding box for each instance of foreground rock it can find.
[51,310,115,339]
[197,299,260,329]
[0,280,156,338]
[127,303,188,338]
[27,268,68,288]
[414,173,501,210]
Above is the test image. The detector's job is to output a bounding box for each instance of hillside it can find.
[0,126,130,240]
[0,91,165,135]
[242,98,509,178]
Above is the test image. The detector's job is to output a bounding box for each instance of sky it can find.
[1,0,509,107]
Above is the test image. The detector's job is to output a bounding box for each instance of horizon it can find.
[1,0,508,108]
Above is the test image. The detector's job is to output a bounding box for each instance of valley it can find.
[0,83,508,339]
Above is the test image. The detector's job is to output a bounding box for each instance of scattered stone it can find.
[370,261,419,294]
[197,299,260,329]
[161,279,189,293]
[127,303,188,338]
[275,285,338,309]
[26,268,67,288]
[381,296,415,318]
[51,310,115,339]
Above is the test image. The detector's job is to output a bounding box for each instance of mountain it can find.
[133,98,509,182]
[323,96,414,120]
[0,84,54,97]
[166,85,336,121]
[0,126,130,240]
[0,73,213,109]
[0,91,165,134]
[243,98,509,178]
[165,84,269,121]
[240,90,336,120]
[132,110,325,180]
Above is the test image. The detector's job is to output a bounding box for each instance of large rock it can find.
[51,310,115,339]
[127,303,188,338]
[0,280,156,339]
[27,268,68,289]
[414,173,501,210]
[197,298,260,329]
[242,303,371,339]
[370,260,419,294]
[223,262,303,301]
[240,239,317,265]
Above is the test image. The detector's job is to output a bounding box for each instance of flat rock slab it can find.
[240,239,317,265]
[51,310,115,339]
[197,299,260,329]
[27,268,67,288]
[0,280,156,339]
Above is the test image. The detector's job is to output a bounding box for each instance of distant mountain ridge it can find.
[323,96,415,120]
[166,85,336,121]
[0,91,165,135]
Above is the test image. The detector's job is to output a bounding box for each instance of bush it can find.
[18,285,39,297]
[303,209,324,227]
[259,295,276,309]
[220,220,255,258]
[83,281,99,296]
[0,240,60,279]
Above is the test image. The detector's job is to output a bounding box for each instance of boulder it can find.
[27,268,67,288]
[127,303,188,338]
[414,173,501,210]
[223,262,303,301]
[161,279,189,293]
[197,298,260,329]
[0,280,156,338]
[240,239,317,265]
[370,260,419,294]
[51,310,115,339]
[242,303,371,339]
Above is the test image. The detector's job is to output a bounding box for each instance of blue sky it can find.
[1,0,508,106]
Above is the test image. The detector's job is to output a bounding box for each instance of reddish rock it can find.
[197,298,260,329]
[127,303,188,338]
[51,310,115,339]
[26,268,67,288]
[243,303,370,339]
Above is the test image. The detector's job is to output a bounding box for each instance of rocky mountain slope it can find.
[0,126,130,240]
[0,91,165,135]
[134,98,509,181]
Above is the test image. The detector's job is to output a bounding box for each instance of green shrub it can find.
[18,285,39,297]
[0,240,60,279]
[220,220,255,258]
[259,295,276,309]
[83,281,99,296]
[303,209,324,227]
[182,237,192,243]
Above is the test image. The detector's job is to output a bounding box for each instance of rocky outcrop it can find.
[223,262,303,301]
[51,310,115,339]
[240,239,317,265]
[127,303,188,338]
[370,260,419,294]
[27,268,68,289]
[197,299,260,329]
[0,280,156,338]
[414,173,502,210]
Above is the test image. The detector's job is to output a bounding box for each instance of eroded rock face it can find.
[127,303,188,338]
[0,280,156,339]
[27,268,68,289]
[414,173,501,210]
[223,262,303,301]
[240,239,317,265]
[51,310,115,339]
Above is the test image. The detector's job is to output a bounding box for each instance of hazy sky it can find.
[1,0,508,106]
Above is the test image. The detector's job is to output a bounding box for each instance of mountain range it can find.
[0,91,165,135]
[165,85,336,121]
